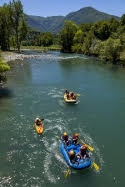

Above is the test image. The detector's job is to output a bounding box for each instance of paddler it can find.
[68,150,76,163]
[76,144,89,160]
[62,132,70,145]
[35,117,43,127]
[72,133,79,144]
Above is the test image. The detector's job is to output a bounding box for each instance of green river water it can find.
[0,51,125,187]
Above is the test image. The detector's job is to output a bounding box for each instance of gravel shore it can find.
[1,50,44,62]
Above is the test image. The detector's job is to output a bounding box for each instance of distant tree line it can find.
[59,16,125,64]
[22,28,55,47]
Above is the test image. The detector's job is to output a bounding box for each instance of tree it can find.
[0,4,12,50]
[109,18,119,32]
[41,32,53,47]
[11,0,27,51]
[120,14,125,26]
[73,29,84,44]
[82,32,95,55]
[94,21,111,40]
[100,38,122,63]
[60,21,78,52]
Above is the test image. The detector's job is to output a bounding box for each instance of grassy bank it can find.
[21,45,61,51]
[0,56,10,73]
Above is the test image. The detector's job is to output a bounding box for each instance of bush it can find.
[0,58,10,73]
[100,38,122,63]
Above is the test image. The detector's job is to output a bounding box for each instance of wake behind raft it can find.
[60,141,91,170]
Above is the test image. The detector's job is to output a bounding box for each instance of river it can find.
[0,51,125,187]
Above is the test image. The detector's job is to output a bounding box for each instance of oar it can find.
[64,168,71,178]
[76,93,80,96]
[92,162,99,171]
[79,139,94,152]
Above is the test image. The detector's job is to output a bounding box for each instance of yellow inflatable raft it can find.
[64,93,77,103]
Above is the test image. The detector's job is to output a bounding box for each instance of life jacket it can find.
[69,153,75,162]
[72,134,79,144]
[80,148,87,157]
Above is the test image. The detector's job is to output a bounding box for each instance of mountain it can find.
[27,7,119,34]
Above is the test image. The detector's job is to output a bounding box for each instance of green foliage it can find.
[41,32,53,47]
[73,30,84,44]
[11,0,27,51]
[100,38,122,63]
[109,18,119,32]
[94,21,111,40]
[0,58,10,73]
[120,14,125,26]
[22,29,54,47]
[0,0,27,51]
[82,32,95,55]
[59,13,125,64]
[60,21,78,52]
[0,4,12,50]
[72,44,83,53]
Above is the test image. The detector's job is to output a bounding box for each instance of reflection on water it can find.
[0,51,125,187]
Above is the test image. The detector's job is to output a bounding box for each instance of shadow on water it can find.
[0,87,13,98]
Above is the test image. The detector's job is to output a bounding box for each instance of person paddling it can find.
[35,118,44,127]
[68,150,76,163]
[76,144,89,160]
[62,132,70,145]
[72,133,79,144]
[65,89,70,100]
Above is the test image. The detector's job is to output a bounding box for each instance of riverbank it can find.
[1,50,45,62]
[21,45,61,51]
[1,45,61,62]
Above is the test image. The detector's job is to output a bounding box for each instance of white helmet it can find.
[35,117,40,122]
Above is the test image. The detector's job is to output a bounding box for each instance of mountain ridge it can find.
[27,7,119,33]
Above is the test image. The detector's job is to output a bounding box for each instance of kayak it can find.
[60,141,91,170]
[34,123,44,134]
[64,93,77,103]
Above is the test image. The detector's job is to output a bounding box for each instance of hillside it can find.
[27,7,119,33]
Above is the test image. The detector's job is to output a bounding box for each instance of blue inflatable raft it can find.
[60,141,91,170]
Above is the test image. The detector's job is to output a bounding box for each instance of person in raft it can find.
[35,118,43,127]
[76,144,89,160]
[65,89,70,100]
[72,133,79,144]
[68,150,76,163]
[70,92,77,100]
[62,132,70,145]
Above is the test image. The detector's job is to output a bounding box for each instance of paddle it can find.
[92,162,99,171]
[79,139,94,152]
[76,93,80,96]
[64,168,71,178]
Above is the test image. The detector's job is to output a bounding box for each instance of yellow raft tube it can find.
[64,93,77,103]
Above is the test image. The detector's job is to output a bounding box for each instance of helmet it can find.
[63,132,68,136]
[35,117,41,122]
[82,144,88,149]
[74,133,79,137]
[69,150,75,156]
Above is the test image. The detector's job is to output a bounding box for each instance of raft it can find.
[60,141,91,170]
[34,123,44,134]
[64,93,77,103]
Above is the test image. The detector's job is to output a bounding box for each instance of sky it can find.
[0,0,125,17]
